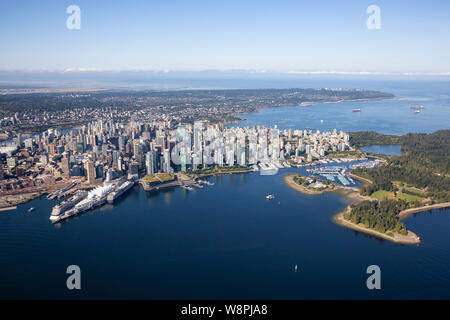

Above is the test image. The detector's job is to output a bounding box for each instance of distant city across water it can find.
[204,77,450,135]
[232,85,450,135]
[0,77,449,299]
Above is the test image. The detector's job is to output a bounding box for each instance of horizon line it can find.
[1,69,450,77]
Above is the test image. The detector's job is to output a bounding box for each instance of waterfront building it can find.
[61,153,71,177]
[85,160,96,184]
[1,117,351,191]
[145,151,156,175]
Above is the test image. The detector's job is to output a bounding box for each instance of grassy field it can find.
[188,165,250,175]
[397,192,424,202]
[157,173,175,182]
[403,188,426,197]
[371,190,394,201]
[371,189,425,203]
[144,173,175,183]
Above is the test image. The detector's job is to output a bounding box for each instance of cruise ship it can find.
[49,190,87,221]
[52,184,114,223]
[259,162,279,176]
[107,180,134,203]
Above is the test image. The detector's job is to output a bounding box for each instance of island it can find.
[283,174,336,195]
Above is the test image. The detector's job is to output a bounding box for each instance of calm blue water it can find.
[362,145,402,156]
[235,95,449,135]
[227,78,450,135]
[0,78,449,299]
[0,170,449,299]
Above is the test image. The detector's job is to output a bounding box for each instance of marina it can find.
[301,157,383,186]
[45,157,381,223]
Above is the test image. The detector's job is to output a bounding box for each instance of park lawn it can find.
[402,187,426,197]
[144,173,175,183]
[397,192,424,203]
[144,175,159,183]
[371,190,395,201]
[157,173,175,182]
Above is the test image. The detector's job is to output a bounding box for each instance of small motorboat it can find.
[28,207,36,213]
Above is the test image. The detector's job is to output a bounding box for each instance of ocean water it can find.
[0,78,449,299]
[234,94,450,135]
[0,169,449,300]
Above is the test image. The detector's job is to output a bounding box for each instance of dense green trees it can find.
[345,200,408,235]
[351,130,450,203]
[293,175,313,186]
[349,132,401,149]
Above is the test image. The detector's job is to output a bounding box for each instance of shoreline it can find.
[140,169,253,191]
[0,192,44,209]
[398,202,450,220]
[282,174,332,195]
[283,172,425,245]
[0,206,17,212]
[333,173,423,245]
[283,173,372,202]
[333,208,421,245]
[188,169,252,179]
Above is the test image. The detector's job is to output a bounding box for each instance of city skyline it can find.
[1,0,449,305]
[0,116,354,223]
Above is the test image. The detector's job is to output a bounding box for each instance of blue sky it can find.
[1,0,449,74]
